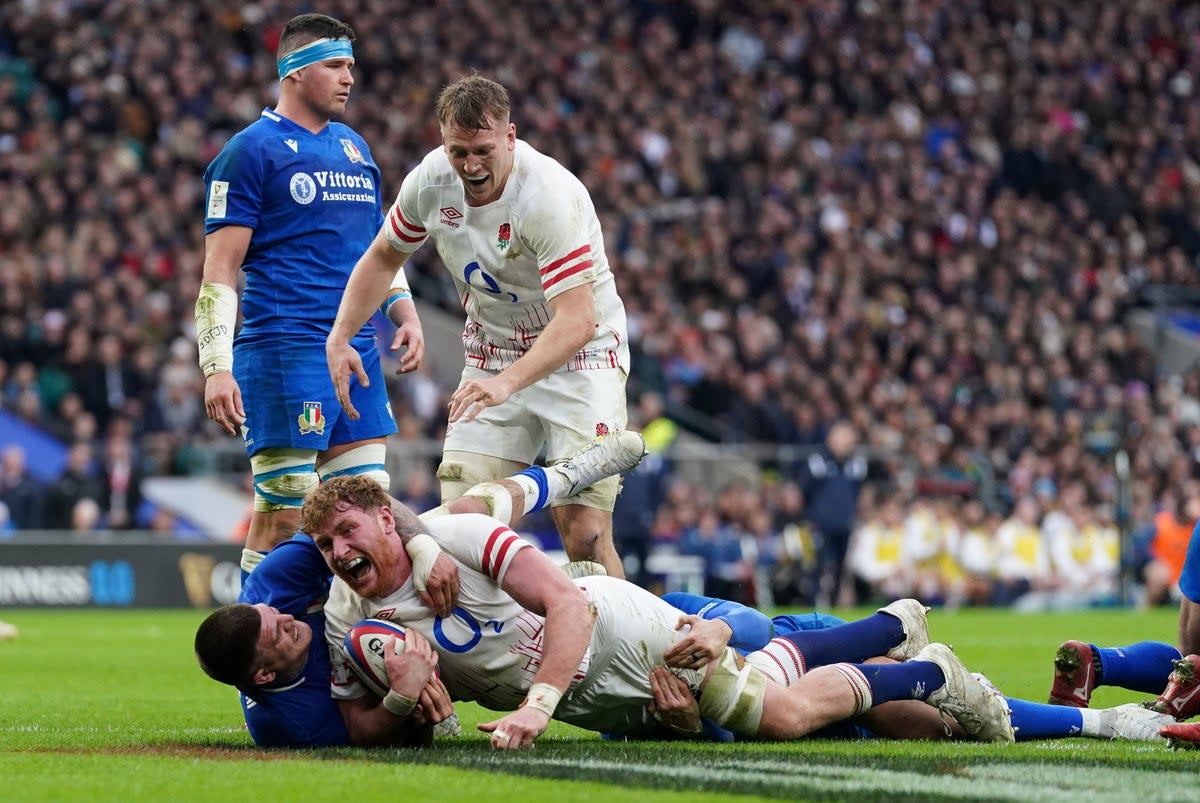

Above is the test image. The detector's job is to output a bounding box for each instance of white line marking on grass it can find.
[501,756,1196,802]
[8,725,244,735]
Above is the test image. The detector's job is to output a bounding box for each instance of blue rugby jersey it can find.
[204,108,383,348]
[237,535,348,747]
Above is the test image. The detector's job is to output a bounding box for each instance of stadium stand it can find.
[3,1,1200,607]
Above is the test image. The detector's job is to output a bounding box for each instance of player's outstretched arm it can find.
[198,226,251,436]
[661,591,774,656]
[477,546,594,750]
[327,227,414,419]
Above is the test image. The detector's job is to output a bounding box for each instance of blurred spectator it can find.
[1042,483,1119,606]
[1144,489,1200,607]
[767,479,816,605]
[70,497,103,532]
[796,421,867,607]
[992,496,1057,608]
[395,469,440,514]
[148,507,181,536]
[957,500,999,607]
[43,442,101,530]
[679,507,748,602]
[614,392,675,585]
[73,333,139,434]
[97,432,145,530]
[0,444,45,529]
[847,495,910,605]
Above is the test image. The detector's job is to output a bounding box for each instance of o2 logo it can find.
[463,262,518,303]
[433,606,504,653]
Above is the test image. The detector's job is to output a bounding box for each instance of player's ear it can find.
[251,667,276,686]
[376,504,398,538]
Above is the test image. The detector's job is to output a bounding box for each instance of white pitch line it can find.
[495,756,1197,803]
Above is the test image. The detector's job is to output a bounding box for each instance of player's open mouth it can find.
[464,174,488,187]
[343,556,371,583]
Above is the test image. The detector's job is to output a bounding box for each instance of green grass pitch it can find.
[1,606,1196,802]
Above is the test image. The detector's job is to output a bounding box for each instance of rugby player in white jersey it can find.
[306,475,1017,750]
[325,74,630,578]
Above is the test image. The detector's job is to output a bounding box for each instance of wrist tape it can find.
[195,281,237,376]
[522,682,562,717]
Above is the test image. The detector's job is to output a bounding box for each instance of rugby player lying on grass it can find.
[611,591,1175,744]
[308,474,1019,750]
[194,434,645,747]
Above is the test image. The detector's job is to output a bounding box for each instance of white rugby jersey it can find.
[384,140,629,373]
[324,513,592,709]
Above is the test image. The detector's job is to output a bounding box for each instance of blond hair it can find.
[436,74,510,132]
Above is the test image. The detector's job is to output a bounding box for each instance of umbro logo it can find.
[284,139,298,153]
[440,206,462,228]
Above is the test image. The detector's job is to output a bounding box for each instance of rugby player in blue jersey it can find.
[194,13,434,586]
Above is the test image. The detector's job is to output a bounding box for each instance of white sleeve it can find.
[519,181,597,301]
[324,578,369,701]
[425,513,533,586]
[382,164,429,254]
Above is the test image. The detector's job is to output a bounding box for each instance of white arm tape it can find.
[382,266,413,318]
[195,281,238,376]
[405,531,441,593]
[382,689,418,717]
[390,265,410,293]
[522,682,563,717]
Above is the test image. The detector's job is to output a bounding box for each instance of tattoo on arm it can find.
[391,503,427,546]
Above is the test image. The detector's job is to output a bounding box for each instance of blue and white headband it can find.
[277,37,354,80]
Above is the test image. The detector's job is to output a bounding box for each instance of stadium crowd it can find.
[3,0,1200,608]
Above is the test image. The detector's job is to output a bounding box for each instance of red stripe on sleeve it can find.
[395,207,426,233]
[539,244,591,276]
[489,533,521,579]
[389,210,423,243]
[542,260,592,290]
[481,526,510,576]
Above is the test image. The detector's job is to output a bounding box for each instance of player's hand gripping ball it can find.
[343,619,409,697]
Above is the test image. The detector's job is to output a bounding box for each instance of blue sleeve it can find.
[204,131,265,233]
[242,690,350,748]
[238,536,332,613]
[661,592,774,653]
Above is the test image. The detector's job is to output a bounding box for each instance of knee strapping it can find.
[251,450,318,512]
[437,451,525,502]
[318,443,390,490]
[697,648,767,735]
[461,482,514,525]
[241,548,266,574]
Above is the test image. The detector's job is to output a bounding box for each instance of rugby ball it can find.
[343,618,407,697]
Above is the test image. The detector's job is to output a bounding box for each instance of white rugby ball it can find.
[343,618,407,697]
